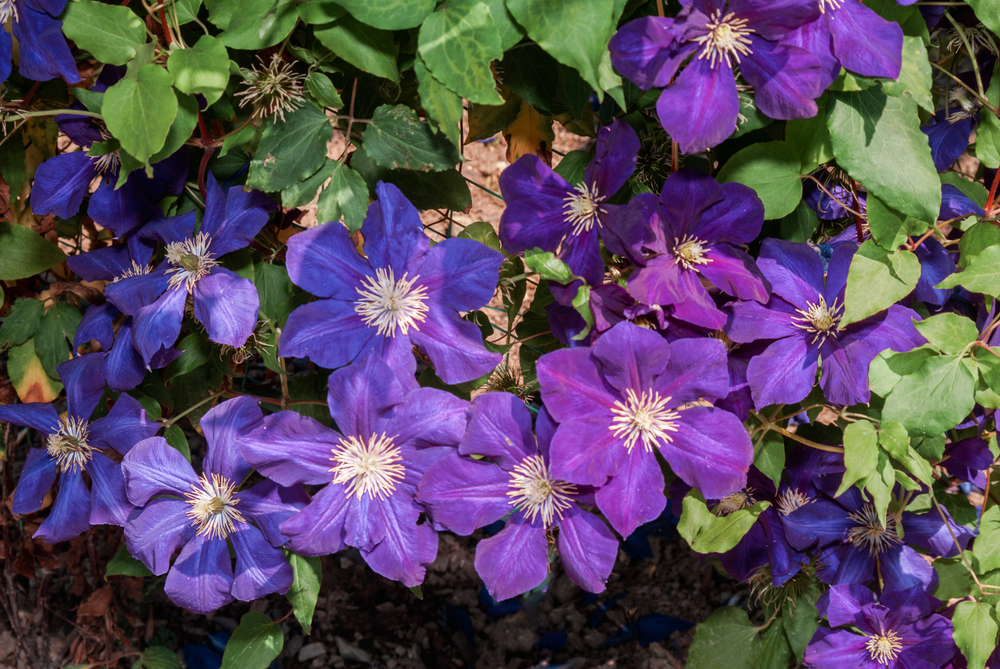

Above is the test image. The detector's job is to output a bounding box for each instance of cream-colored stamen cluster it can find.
[0,0,18,25]
[865,630,903,665]
[820,0,844,13]
[506,454,577,528]
[847,504,901,556]
[235,54,307,122]
[184,473,245,540]
[46,416,93,473]
[791,294,843,346]
[673,235,712,270]
[330,432,406,501]
[776,489,812,516]
[112,260,152,283]
[354,268,430,337]
[609,388,681,453]
[694,10,755,69]
[165,232,218,292]
[563,182,606,236]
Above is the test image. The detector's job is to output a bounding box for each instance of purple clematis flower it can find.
[417,395,619,601]
[782,486,972,593]
[923,108,977,173]
[785,0,903,91]
[121,397,307,614]
[804,179,865,221]
[804,585,955,668]
[537,321,754,537]
[280,182,503,384]
[498,120,645,285]
[942,436,993,489]
[610,1,824,154]
[0,0,80,84]
[69,241,180,390]
[241,353,469,586]
[628,168,770,330]
[727,239,925,408]
[0,354,158,543]
[104,174,275,363]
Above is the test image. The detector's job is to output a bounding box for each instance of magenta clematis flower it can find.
[537,321,754,537]
[417,395,619,601]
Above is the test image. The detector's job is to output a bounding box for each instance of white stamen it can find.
[563,182,606,236]
[506,454,577,528]
[820,0,844,13]
[673,234,712,271]
[112,260,152,283]
[865,630,903,665]
[184,473,245,540]
[609,388,681,453]
[847,504,901,556]
[330,432,406,501]
[791,294,843,346]
[0,1,18,24]
[235,54,307,122]
[46,416,92,473]
[694,10,755,69]
[165,232,218,292]
[776,489,812,516]
[354,268,430,337]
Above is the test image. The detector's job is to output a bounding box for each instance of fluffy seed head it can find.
[777,489,812,516]
[236,54,307,122]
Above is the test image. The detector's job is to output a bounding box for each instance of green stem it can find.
[945,12,985,100]
[163,390,225,427]
[463,175,504,201]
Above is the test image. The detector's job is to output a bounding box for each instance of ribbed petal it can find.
[664,407,752,499]
[87,452,132,527]
[741,38,821,120]
[230,522,293,600]
[608,16,682,89]
[13,6,80,83]
[237,480,310,548]
[456,392,531,469]
[193,268,260,348]
[327,352,403,439]
[285,221,372,300]
[413,238,503,312]
[409,308,501,385]
[656,56,739,154]
[360,493,438,587]
[11,448,58,514]
[35,469,92,543]
[123,498,195,575]
[242,411,342,486]
[75,303,117,351]
[278,298,376,369]
[122,436,199,505]
[828,0,903,80]
[164,534,235,614]
[30,152,95,219]
[201,396,261,484]
[699,244,770,302]
[283,483,352,556]
[104,263,172,316]
[747,335,819,409]
[362,182,431,276]
[200,173,276,257]
[0,402,60,434]
[595,446,665,537]
[131,287,187,363]
[498,155,574,254]
[556,506,618,593]
[103,320,148,391]
[58,353,107,422]
[88,392,158,456]
[415,453,510,535]
[474,517,549,601]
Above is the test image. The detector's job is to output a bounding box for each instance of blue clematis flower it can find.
[0,0,80,84]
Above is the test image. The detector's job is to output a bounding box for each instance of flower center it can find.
[710,329,739,352]
[46,416,93,473]
[563,182,606,236]
[820,0,844,13]
[716,488,754,515]
[329,432,406,501]
[791,294,843,346]
[694,10,755,69]
[0,0,18,24]
[506,454,577,528]
[673,235,711,271]
[609,388,681,453]
[91,128,121,176]
[865,630,903,665]
[184,473,245,540]
[112,260,152,283]
[354,267,430,337]
[165,232,218,292]
[776,489,812,516]
[847,504,901,556]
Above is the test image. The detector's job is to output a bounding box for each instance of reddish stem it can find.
[987,165,1000,217]
[850,181,864,243]
[158,7,172,46]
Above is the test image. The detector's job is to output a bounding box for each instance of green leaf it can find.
[953,600,999,669]
[974,505,1000,573]
[752,620,792,669]
[285,552,322,634]
[482,0,524,51]
[968,0,1000,38]
[297,0,345,24]
[785,95,833,173]
[678,491,770,554]
[523,249,576,284]
[782,590,820,664]
[828,88,941,223]
[218,0,297,50]
[105,545,154,578]
[553,150,591,187]
[314,15,398,81]
[938,244,1000,297]
[281,160,338,208]
[863,451,895,527]
[466,94,522,143]
[842,240,920,325]
[220,613,283,669]
[73,89,105,114]
[570,284,594,341]
[8,339,63,402]
[361,104,461,172]
[174,0,203,24]
[506,0,614,98]
[958,221,1000,268]
[165,331,212,381]
[103,65,178,164]
[256,262,296,327]
[836,420,878,497]
[943,173,988,210]
[305,71,343,109]
[686,607,759,669]
[877,421,909,460]
[316,163,369,232]
[716,141,802,219]
[0,298,43,348]
[933,555,976,601]
[418,0,503,105]
[866,194,928,250]
[60,0,147,66]
[914,313,979,355]
[140,647,182,669]
[869,345,938,397]
[247,104,333,192]
[753,431,785,490]
[882,354,977,436]
[779,200,821,243]
[167,35,230,106]
[415,57,463,149]
[978,112,1000,170]
[0,224,67,280]
[880,36,933,112]
[164,424,191,461]
[351,146,471,211]
[330,0,433,29]
[35,303,82,377]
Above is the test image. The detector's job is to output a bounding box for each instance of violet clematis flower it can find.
[121,397,307,614]
[804,585,955,668]
[785,0,903,91]
[804,179,865,221]
[0,0,80,84]
[941,436,993,489]
[498,120,645,286]
[280,182,503,384]
[0,354,158,543]
[727,240,925,408]
[609,1,824,154]
[782,486,973,593]
[104,173,275,363]
[628,168,770,330]
[241,353,469,586]
[923,108,977,173]
[417,395,619,601]
[537,321,754,537]
[69,241,180,390]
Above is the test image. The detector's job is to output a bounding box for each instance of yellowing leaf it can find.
[8,339,63,403]
[503,101,554,165]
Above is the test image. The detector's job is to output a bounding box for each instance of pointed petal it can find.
[699,244,770,302]
[88,392,158,456]
[655,336,731,404]
[388,387,469,452]
[595,446,665,537]
[556,506,618,593]
[741,38,821,120]
[456,392,531,469]
[498,155,574,254]
[30,151,94,219]
[200,174,277,257]
[75,303,117,351]
[414,238,503,312]
[238,480,310,548]
[415,453,510,535]
[242,411,342,486]
[327,352,404,438]
[362,182,431,275]
[828,0,903,80]
[474,518,549,601]
[283,483,353,556]
[757,239,824,309]
[608,16,684,89]
[124,498,196,575]
[879,545,936,592]
[104,263,172,316]
[285,220,372,300]
[35,469,92,543]
[278,298,375,369]
[585,119,640,197]
[193,268,260,348]
[103,320,148,391]
[656,57,740,154]
[746,336,819,409]
[59,353,107,421]
[537,348,617,422]
[164,534,235,614]
[664,407,752,499]
[131,287,186,362]
[230,522,293,600]
[87,452,132,527]
[0,402,60,434]
[409,308,501,385]
[12,448,58,514]
[360,494,438,587]
[122,436,199,505]
[200,396,262,483]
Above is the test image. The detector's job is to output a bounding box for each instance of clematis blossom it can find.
[417,395,619,601]
[241,353,469,586]
[537,321,754,537]
[121,397,307,614]
[0,0,80,84]
[0,354,158,543]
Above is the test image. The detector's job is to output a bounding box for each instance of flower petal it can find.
[415,237,503,312]
[164,534,235,614]
[201,396,262,483]
[656,56,739,154]
[124,498,196,575]
[409,308,501,385]
[415,453,510,535]
[360,493,438,587]
[230,521,293,600]
[87,452,132,527]
[608,16,683,89]
[741,38,821,120]
[456,392,531,469]
[757,239,825,309]
[35,469,92,543]
[746,335,819,409]
[58,353,107,421]
[664,407,752,499]
[238,480,310,548]
[193,267,260,348]
[556,506,618,593]
[595,446,665,537]
[828,0,903,80]
[474,518,549,601]
[328,352,404,438]
[498,155,574,254]
[591,321,673,397]
[103,319,148,391]
[89,392,158,456]
[537,347,618,422]
[242,411,342,486]
[283,483,353,556]
[12,448,58,514]
[0,402,60,434]
[286,220,371,300]
[279,298,376,369]
[585,119,640,198]
[30,152,95,220]
[104,263,172,316]
[699,244,770,302]
[655,337,731,404]
[363,182,431,276]
[131,286,187,363]
[200,173,277,257]
[122,436,199,505]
